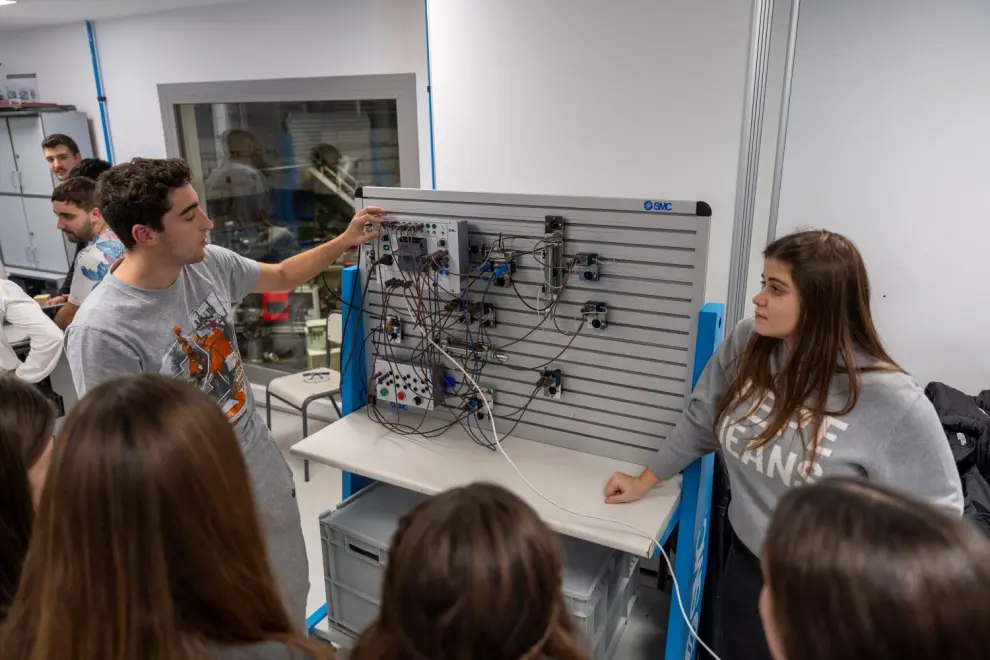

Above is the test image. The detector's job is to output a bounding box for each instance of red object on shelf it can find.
[0,101,60,110]
[261,291,290,322]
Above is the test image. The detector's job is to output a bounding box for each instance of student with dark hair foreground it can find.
[603,230,963,659]
[0,378,56,622]
[0,375,332,659]
[64,157,383,624]
[761,477,990,660]
[352,483,589,660]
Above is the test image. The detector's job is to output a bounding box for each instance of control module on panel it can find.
[358,212,609,450]
[363,219,470,296]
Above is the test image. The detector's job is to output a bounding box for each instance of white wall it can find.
[427,0,754,302]
[0,23,103,156]
[777,0,990,393]
[93,0,430,181]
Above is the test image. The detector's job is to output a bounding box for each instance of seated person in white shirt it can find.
[49,177,125,330]
[0,278,63,383]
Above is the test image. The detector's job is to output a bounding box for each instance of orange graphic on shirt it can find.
[172,324,246,421]
[162,293,249,424]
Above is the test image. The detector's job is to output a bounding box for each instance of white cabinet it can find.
[0,196,33,268]
[22,197,67,273]
[0,126,18,195]
[9,116,56,196]
[0,110,93,275]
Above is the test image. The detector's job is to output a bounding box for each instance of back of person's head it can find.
[0,374,329,660]
[40,133,80,155]
[761,477,990,660]
[96,158,192,250]
[0,378,55,621]
[351,483,587,660]
[310,143,341,168]
[223,129,259,158]
[69,158,112,180]
[51,176,97,211]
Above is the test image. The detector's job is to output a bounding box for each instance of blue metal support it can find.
[664,302,725,660]
[339,265,374,499]
[85,21,114,164]
[424,0,437,189]
[306,603,327,636]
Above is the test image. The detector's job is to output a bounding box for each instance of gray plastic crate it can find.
[591,575,635,660]
[325,580,381,636]
[320,482,623,644]
[320,483,428,634]
[559,535,617,643]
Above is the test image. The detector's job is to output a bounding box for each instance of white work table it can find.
[291,411,680,557]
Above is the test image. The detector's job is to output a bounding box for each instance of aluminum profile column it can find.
[725,0,776,330]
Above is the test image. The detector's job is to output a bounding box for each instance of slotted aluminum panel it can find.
[356,187,710,464]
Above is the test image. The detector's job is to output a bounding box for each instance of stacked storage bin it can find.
[320,482,640,659]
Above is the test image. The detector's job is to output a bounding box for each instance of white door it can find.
[8,116,54,196]
[22,196,67,273]
[0,120,19,195]
[0,195,33,268]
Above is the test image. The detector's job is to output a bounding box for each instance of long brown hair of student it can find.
[351,482,589,660]
[0,374,331,660]
[714,229,901,464]
[762,478,990,660]
[0,378,56,621]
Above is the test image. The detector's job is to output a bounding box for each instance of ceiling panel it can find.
[0,0,263,31]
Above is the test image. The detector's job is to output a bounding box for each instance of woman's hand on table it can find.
[604,469,660,504]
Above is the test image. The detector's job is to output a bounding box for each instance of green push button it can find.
[379,388,389,397]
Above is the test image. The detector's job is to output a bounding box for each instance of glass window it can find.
[174,99,401,373]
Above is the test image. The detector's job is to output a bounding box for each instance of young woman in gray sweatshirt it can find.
[604,229,963,660]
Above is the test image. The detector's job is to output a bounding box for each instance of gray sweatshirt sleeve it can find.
[65,325,143,397]
[867,392,964,516]
[647,319,752,480]
[206,245,261,303]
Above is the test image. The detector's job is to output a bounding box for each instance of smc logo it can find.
[644,200,673,212]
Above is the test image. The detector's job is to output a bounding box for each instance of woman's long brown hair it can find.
[764,478,990,660]
[351,483,588,660]
[0,374,331,660]
[0,378,55,621]
[714,230,901,464]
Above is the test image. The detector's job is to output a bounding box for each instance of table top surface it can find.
[291,411,680,556]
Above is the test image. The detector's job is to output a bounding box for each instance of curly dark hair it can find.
[41,134,80,155]
[51,177,97,211]
[69,158,112,180]
[96,158,192,250]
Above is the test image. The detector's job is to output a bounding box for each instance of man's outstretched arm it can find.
[254,206,384,294]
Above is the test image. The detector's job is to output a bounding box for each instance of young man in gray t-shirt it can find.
[65,158,382,624]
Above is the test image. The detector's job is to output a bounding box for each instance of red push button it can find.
[397,392,406,401]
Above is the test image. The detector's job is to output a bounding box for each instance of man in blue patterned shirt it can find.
[50,177,125,329]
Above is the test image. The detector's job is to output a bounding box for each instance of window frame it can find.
[158,73,421,386]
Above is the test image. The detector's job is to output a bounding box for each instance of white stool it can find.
[266,312,343,482]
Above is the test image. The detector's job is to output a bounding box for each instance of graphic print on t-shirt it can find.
[160,292,248,423]
[718,387,850,487]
